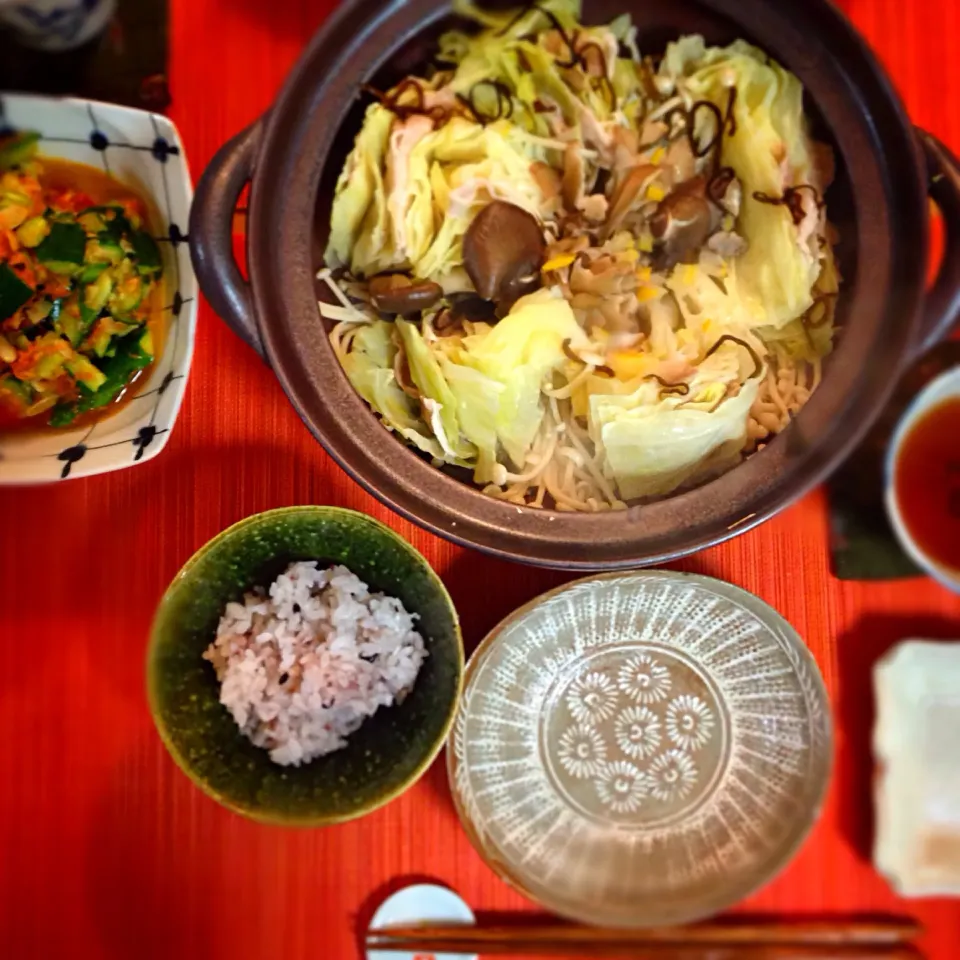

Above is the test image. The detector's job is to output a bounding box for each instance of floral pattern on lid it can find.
[565,671,619,724]
[557,724,608,780]
[618,653,672,704]
[666,695,716,752]
[544,644,723,826]
[614,705,661,760]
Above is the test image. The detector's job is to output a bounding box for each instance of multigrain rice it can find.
[203,562,427,766]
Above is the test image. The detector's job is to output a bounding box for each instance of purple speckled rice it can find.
[203,562,426,766]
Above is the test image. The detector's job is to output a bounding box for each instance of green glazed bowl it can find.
[147,506,463,826]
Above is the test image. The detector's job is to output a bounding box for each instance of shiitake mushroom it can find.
[369,274,443,315]
[462,200,546,304]
[650,176,714,269]
[447,293,499,323]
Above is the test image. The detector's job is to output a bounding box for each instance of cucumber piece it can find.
[1,189,30,207]
[50,331,151,426]
[66,355,107,392]
[99,208,133,243]
[83,271,114,314]
[0,131,40,170]
[131,231,162,277]
[36,221,86,268]
[86,324,112,358]
[0,262,33,320]
[0,373,31,403]
[34,350,68,380]
[55,301,88,347]
[86,235,124,266]
[0,332,16,364]
[25,299,53,325]
[14,216,49,249]
[110,273,145,314]
[78,304,100,340]
[78,262,108,284]
[85,316,141,358]
[41,260,82,277]
[85,317,119,358]
[56,314,80,344]
[77,210,107,234]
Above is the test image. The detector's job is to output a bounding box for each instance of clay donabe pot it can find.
[190,0,960,570]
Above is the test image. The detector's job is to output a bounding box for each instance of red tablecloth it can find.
[3,0,960,956]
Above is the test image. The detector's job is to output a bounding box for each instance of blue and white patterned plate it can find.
[0,94,197,483]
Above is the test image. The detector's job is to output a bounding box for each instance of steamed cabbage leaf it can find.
[666,37,821,329]
[589,378,759,499]
[342,320,503,479]
[446,0,581,37]
[386,115,436,269]
[343,295,590,479]
[439,357,504,483]
[325,104,394,270]
[461,288,587,466]
[440,0,622,138]
[396,319,475,462]
[755,238,840,362]
[666,261,766,339]
[339,321,448,460]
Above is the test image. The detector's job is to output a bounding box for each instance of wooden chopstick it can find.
[365,940,923,959]
[369,919,921,947]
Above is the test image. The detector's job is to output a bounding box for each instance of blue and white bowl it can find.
[0,94,197,483]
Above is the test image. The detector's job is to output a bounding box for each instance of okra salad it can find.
[322,0,840,511]
[0,131,163,429]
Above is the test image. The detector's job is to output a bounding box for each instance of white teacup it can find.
[0,0,115,51]
[885,365,960,592]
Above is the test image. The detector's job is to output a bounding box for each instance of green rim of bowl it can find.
[147,506,463,827]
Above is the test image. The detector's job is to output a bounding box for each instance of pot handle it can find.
[913,128,960,360]
[189,120,266,360]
